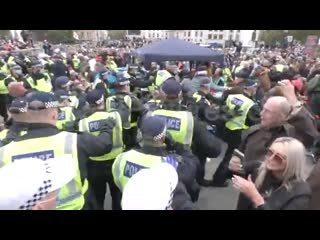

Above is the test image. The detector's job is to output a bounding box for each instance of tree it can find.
[108,30,127,40]
[259,30,320,45]
[47,30,74,44]
[31,30,74,43]
[0,30,10,38]
[259,30,287,45]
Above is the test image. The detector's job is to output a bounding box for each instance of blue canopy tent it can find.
[135,38,224,64]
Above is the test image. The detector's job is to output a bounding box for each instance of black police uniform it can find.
[73,90,122,210]
[158,99,222,185]
[139,116,200,204]
[0,97,29,146]
[211,97,261,186]
[15,92,115,210]
[0,72,15,121]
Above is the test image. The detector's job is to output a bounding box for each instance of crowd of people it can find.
[0,36,320,210]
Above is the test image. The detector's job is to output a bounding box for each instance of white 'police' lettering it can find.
[123,161,147,178]
[12,150,55,162]
[157,115,181,131]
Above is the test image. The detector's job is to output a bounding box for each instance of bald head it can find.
[261,96,291,128]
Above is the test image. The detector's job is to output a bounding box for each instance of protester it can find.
[232,137,311,210]
[0,32,319,210]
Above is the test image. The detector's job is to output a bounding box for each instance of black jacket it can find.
[237,168,311,210]
[11,123,113,183]
[51,61,69,81]
[0,121,29,146]
[172,182,195,210]
[137,144,199,190]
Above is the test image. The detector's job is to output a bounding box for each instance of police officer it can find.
[0,70,15,122]
[112,116,199,202]
[152,78,222,186]
[191,78,220,121]
[91,67,108,97]
[106,72,146,151]
[205,87,261,187]
[54,76,80,110]
[72,54,81,73]
[7,64,25,82]
[24,61,53,92]
[0,91,116,210]
[76,90,123,210]
[0,97,29,146]
[54,90,76,130]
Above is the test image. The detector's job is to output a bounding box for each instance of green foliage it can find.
[259,30,320,45]
[108,30,127,40]
[0,30,10,38]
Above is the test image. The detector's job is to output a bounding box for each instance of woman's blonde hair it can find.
[255,137,306,190]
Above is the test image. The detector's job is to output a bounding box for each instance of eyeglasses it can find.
[266,148,287,163]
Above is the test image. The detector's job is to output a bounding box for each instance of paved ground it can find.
[104,142,240,210]
[104,141,316,210]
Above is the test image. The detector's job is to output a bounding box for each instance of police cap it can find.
[27,91,59,110]
[9,97,28,114]
[141,116,166,142]
[85,89,104,105]
[160,77,182,96]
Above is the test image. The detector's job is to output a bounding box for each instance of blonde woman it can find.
[232,137,311,210]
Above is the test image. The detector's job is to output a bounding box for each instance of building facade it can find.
[129,30,248,47]
[74,30,108,42]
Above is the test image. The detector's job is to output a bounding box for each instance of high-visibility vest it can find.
[69,96,79,109]
[7,56,15,65]
[91,78,108,96]
[26,74,52,92]
[112,149,164,191]
[79,111,123,161]
[149,70,172,92]
[0,72,10,94]
[72,57,80,70]
[0,63,9,74]
[235,65,243,74]
[144,99,162,111]
[106,94,137,129]
[152,109,194,146]
[106,61,118,73]
[192,92,210,105]
[275,64,285,72]
[0,129,9,140]
[56,107,76,130]
[225,94,255,131]
[0,131,87,210]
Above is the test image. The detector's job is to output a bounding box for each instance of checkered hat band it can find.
[44,101,59,109]
[19,180,52,210]
[153,126,167,142]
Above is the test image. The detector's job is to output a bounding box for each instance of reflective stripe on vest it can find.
[225,94,255,131]
[26,75,52,92]
[153,109,194,146]
[112,150,164,191]
[0,132,85,210]
[192,92,202,103]
[79,111,123,161]
[56,107,75,130]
